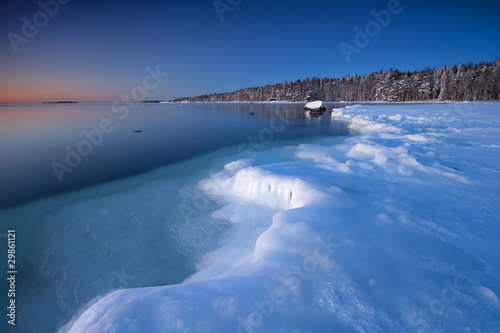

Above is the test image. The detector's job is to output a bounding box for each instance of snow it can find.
[304,100,326,110]
[388,114,402,121]
[8,103,500,332]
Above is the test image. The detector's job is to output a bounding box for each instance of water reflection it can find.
[198,102,345,120]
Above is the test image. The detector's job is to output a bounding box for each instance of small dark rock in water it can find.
[134,130,143,133]
[248,112,255,115]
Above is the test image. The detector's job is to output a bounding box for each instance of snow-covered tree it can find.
[438,67,449,101]
[177,60,500,103]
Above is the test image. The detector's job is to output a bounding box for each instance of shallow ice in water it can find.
[2,103,500,332]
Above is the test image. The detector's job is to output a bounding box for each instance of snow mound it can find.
[388,114,402,121]
[200,166,328,211]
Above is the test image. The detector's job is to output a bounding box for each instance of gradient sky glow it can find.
[1,0,499,103]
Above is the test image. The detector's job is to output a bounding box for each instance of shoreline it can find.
[0,100,485,106]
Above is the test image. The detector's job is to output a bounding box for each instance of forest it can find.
[175,59,500,103]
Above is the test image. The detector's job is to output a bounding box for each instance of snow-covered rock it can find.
[304,100,326,111]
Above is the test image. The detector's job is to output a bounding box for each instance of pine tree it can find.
[438,67,449,101]
[491,59,500,100]
[418,71,431,100]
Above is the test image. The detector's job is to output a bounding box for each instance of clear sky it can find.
[0,0,499,103]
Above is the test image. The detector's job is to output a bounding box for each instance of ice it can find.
[3,103,499,332]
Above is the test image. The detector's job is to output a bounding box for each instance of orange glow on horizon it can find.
[0,78,112,104]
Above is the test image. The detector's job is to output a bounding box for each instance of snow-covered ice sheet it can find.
[19,103,500,332]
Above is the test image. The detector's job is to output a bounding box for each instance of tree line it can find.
[175,59,500,103]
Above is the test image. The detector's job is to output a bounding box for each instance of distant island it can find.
[174,59,500,103]
[43,101,79,104]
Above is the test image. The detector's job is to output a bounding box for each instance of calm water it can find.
[0,103,349,209]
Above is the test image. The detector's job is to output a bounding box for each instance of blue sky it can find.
[0,0,499,103]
